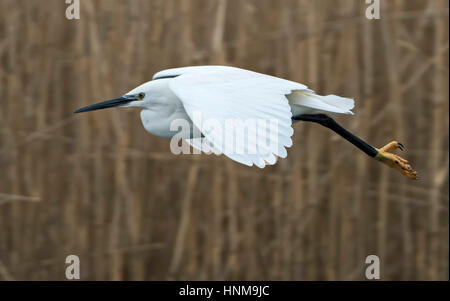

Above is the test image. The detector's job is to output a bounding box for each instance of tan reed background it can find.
[0,0,448,280]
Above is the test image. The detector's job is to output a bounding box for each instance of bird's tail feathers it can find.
[288,90,355,115]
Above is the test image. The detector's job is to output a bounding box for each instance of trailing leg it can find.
[293,114,418,179]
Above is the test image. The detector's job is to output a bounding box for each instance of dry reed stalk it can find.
[429,0,447,281]
[382,0,412,279]
[287,1,308,280]
[168,165,200,279]
[211,168,224,279]
[304,0,321,280]
[354,2,375,279]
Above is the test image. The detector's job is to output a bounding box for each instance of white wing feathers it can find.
[164,66,355,168]
[169,66,306,168]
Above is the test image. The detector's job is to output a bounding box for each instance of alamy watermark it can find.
[365,0,380,20]
[65,255,80,280]
[65,0,80,20]
[65,1,380,24]
[365,255,380,279]
[169,112,280,157]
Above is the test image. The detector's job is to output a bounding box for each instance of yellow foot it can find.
[375,141,418,180]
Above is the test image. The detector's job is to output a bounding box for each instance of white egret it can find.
[74,66,417,179]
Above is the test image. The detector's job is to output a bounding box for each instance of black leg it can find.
[293,114,378,158]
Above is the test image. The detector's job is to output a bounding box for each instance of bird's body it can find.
[132,66,354,140]
[75,65,417,179]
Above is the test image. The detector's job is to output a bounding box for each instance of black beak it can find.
[74,95,135,113]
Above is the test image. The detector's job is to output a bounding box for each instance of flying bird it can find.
[74,66,417,179]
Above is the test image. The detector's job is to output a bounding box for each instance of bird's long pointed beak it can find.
[74,96,135,113]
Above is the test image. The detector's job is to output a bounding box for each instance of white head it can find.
[74,80,161,113]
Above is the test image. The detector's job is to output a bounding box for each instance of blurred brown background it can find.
[0,0,448,281]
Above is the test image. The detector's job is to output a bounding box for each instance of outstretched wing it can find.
[168,66,307,168]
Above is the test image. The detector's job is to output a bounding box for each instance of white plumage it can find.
[155,66,353,167]
[76,66,354,168]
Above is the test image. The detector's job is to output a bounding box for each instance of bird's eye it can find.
[138,92,145,100]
